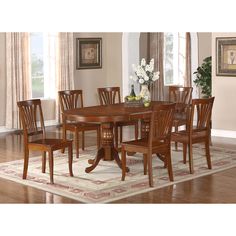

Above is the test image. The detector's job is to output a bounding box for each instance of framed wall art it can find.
[76,38,102,69]
[216,37,236,76]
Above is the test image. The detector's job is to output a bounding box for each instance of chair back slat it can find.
[17,99,45,141]
[98,87,121,105]
[190,97,215,131]
[169,86,193,105]
[149,103,176,145]
[58,90,84,112]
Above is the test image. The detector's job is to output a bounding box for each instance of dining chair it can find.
[98,87,139,149]
[58,90,101,159]
[17,99,73,184]
[169,86,193,150]
[171,97,215,174]
[121,103,176,187]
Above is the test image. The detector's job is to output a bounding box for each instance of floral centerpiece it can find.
[129,58,160,104]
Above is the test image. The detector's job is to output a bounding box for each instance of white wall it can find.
[74,32,123,106]
[212,32,236,133]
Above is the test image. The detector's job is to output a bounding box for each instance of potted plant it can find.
[193,56,212,98]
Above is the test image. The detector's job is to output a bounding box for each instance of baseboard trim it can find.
[0,120,58,134]
[212,129,236,139]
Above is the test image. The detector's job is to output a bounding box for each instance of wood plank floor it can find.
[0,127,236,203]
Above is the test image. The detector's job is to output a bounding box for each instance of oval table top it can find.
[63,101,170,123]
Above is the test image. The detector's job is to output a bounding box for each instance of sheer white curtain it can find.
[5,32,31,129]
[55,32,75,123]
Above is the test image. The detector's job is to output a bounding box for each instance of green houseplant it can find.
[193,56,212,98]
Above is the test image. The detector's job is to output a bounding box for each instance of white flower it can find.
[139,78,144,84]
[130,58,159,87]
[152,71,160,81]
[145,65,151,72]
[144,75,149,81]
[150,65,154,72]
[141,58,146,66]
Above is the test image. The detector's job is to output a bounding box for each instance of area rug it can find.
[0,145,236,203]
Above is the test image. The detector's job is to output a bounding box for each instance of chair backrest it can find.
[149,103,176,146]
[58,90,84,112]
[98,87,121,105]
[189,97,215,132]
[17,99,46,143]
[169,86,193,105]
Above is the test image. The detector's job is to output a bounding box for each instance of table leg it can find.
[85,122,129,173]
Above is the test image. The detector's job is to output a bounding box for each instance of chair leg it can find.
[121,148,126,181]
[120,126,123,144]
[61,128,66,154]
[188,143,194,174]
[166,150,174,181]
[68,144,73,177]
[205,138,212,169]
[175,125,178,150]
[147,152,153,187]
[75,129,79,159]
[183,144,187,164]
[48,150,54,184]
[114,125,119,149]
[23,148,29,179]
[135,122,139,140]
[143,154,147,175]
[42,151,46,173]
[82,131,85,150]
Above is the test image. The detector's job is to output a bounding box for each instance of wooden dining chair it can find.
[121,103,176,187]
[169,86,193,150]
[171,97,215,174]
[98,87,139,149]
[17,99,73,184]
[58,90,101,159]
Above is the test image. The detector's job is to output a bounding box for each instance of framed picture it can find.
[76,38,102,69]
[216,37,236,76]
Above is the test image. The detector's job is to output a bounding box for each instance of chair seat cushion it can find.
[122,138,168,153]
[28,138,72,150]
[171,129,208,143]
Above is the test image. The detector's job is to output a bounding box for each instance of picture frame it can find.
[216,37,236,76]
[76,38,102,70]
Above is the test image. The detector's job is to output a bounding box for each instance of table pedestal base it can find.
[85,122,129,173]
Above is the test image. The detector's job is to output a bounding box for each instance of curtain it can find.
[55,32,75,123]
[184,32,192,87]
[5,32,31,129]
[147,32,164,101]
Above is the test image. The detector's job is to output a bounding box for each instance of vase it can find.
[139,84,151,102]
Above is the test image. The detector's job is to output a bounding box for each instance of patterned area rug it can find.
[0,145,236,203]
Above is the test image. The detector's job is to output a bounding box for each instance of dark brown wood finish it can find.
[58,90,101,159]
[17,99,73,184]
[63,101,167,173]
[171,97,215,174]
[98,87,139,149]
[121,103,176,187]
[169,86,193,150]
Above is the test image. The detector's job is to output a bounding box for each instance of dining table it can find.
[62,101,171,173]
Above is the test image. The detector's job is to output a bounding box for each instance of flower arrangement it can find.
[129,58,160,86]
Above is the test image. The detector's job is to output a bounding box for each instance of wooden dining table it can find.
[62,101,170,173]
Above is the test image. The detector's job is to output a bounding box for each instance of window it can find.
[164,32,187,86]
[30,33,57,99]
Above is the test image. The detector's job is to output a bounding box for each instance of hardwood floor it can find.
[0,127,236,203]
